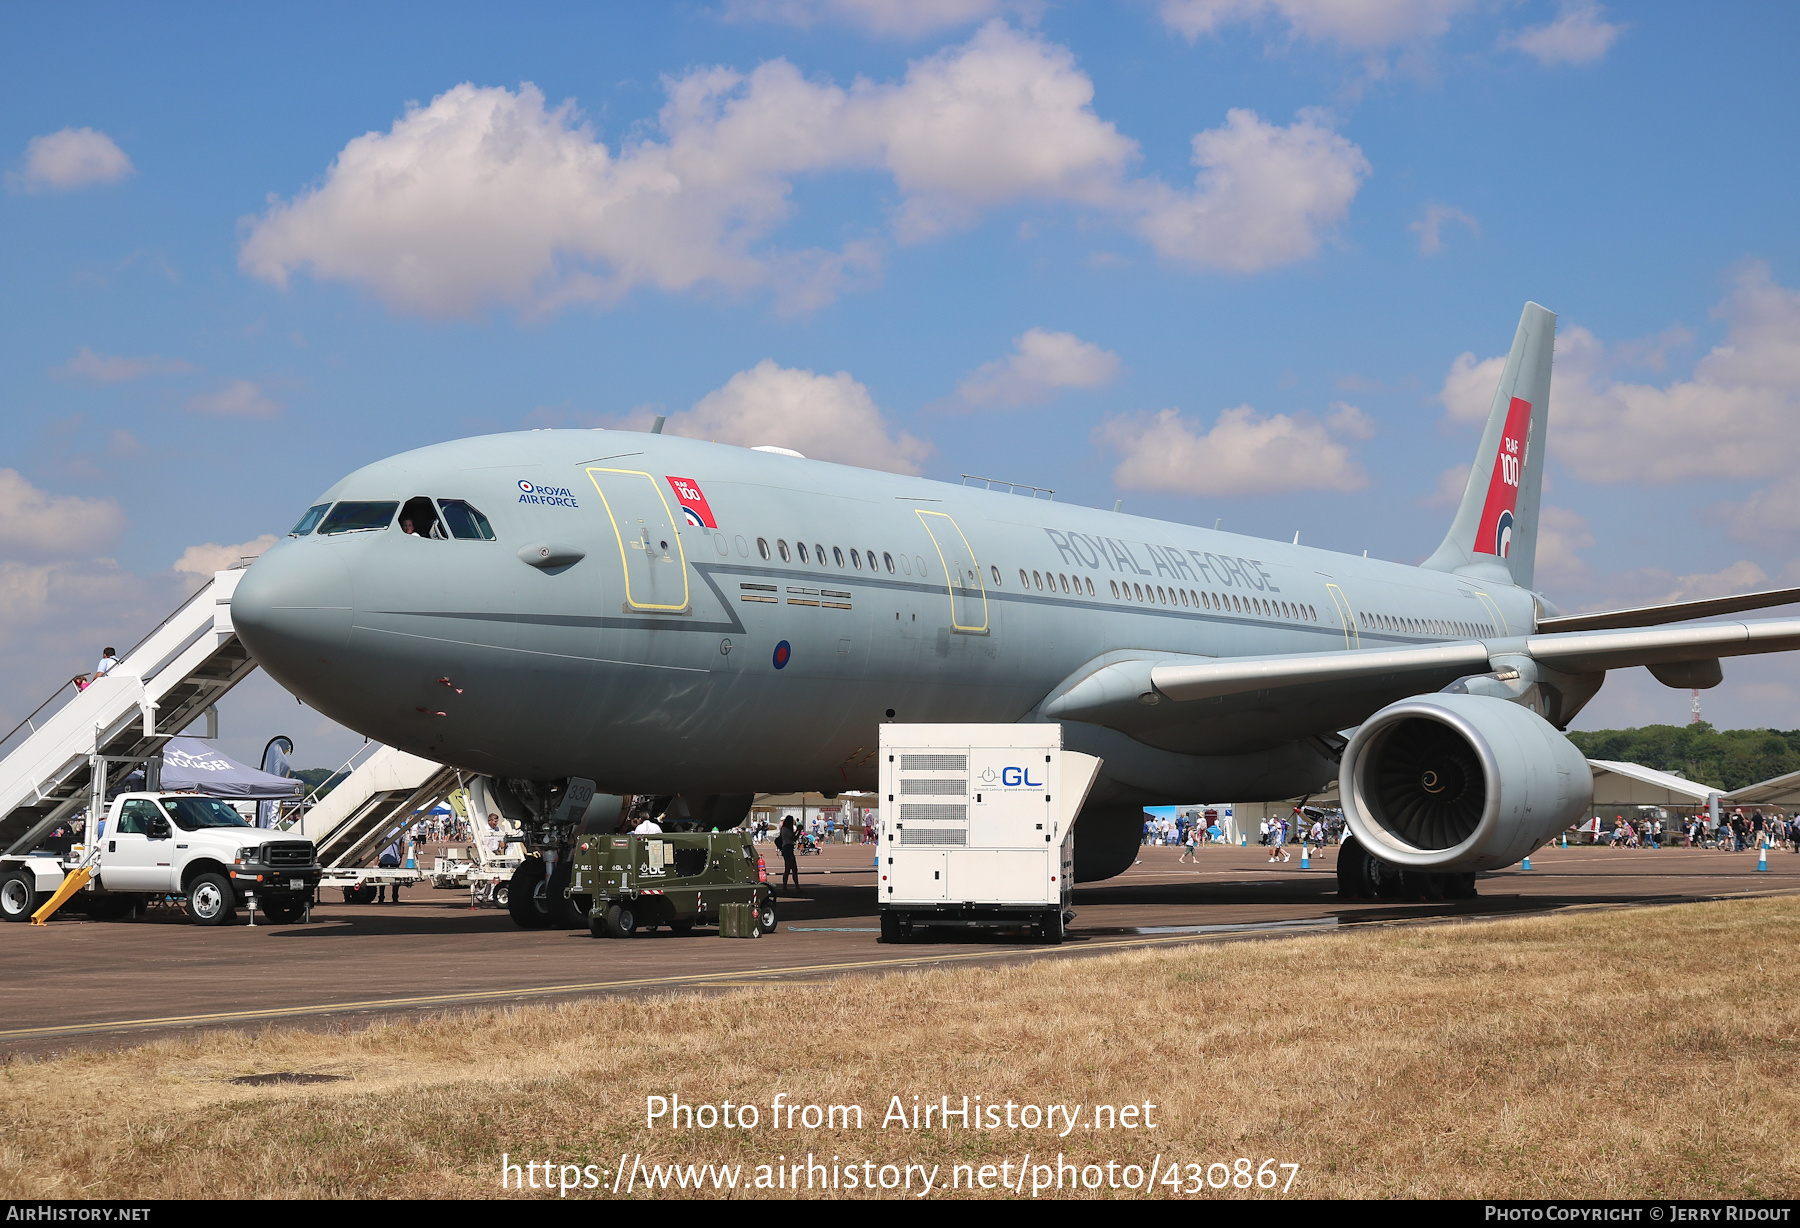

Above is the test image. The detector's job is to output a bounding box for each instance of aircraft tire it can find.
[1336,836,1371,899]
[1451,872,1479,899]
[507,860,554,930]
[545,859,587,929]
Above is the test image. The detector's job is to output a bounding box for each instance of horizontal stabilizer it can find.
[1536,587,1800,633]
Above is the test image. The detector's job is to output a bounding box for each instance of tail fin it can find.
[1422,301,1557,589]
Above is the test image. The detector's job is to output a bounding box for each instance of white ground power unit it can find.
[877,724,1101,944]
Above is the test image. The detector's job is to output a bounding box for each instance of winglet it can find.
[1422,302,1557,589]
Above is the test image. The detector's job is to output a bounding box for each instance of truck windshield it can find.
[161,797,254,830]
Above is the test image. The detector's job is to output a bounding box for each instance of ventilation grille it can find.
[901,754,967,771]
[902,827,967,846]
[901,778,966,796]
[900,804,968,823]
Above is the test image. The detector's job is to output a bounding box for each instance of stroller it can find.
[797,832,822,856]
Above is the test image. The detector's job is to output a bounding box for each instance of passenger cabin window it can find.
[833,546,845,567]
[850,550,862,570]
[798,542,810,563]
[318,501,399,535]
[885,552,896,574]
[757,538,771,560]
[289,503,331,536]
[777,540,791,562]
[437,500,496,540]
[398,496,445,538]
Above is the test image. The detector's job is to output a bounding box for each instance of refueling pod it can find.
[1341,692,1591,874]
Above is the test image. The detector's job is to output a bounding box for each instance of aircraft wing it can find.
[1041,617,1800,754]
[1535,587,1800,633]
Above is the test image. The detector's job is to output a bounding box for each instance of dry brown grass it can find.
[3,895,1798,1200]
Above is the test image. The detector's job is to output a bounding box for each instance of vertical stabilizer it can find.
[1422,302,1557,589]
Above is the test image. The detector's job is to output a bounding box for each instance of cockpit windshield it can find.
[289,503,331,535]
[438,500,496,540]
[318,501,399,535]
[160,796,254,830]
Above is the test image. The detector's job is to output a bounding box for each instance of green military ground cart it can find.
[569,830,778,939]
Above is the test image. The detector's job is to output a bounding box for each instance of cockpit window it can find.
[289,503,331,536]
[437,500,496,540]
[398,496,444,539]
[318,501,399,535]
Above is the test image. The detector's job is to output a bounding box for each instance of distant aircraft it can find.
[232,303,1800,923]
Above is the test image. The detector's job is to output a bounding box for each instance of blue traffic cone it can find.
[1240,833,1247,847]
[1561,833,1568,849]
[1300,843,1310,869]
[1758,843,1769,872]
[1521,855,1532,870]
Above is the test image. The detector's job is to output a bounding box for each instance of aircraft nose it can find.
[231,543,355,695]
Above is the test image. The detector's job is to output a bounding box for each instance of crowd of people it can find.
[1593,810,1799,852]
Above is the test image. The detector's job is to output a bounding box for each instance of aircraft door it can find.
[1471,589,1509,636]
[1325,583,1360,649]
[914,510,988,634]
[584,468,691,613]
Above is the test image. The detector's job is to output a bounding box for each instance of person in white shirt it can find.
[633,815,663,834]
[75,647,121,691]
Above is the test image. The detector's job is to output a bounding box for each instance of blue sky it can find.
[5,1,1800,769]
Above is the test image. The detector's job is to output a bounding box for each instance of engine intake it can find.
[1342,693,1591,872]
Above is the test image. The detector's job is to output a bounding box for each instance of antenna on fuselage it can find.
[650,415,667,434]
[1113,500,1122,513]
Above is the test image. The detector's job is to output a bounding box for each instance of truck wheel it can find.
[588,906,609,939]
[261,897,306,924]
[878,911,902,944]
[1,870,38,922]
[186,873,237,926]
[1040,909,1064,945]
[669,919,694,934]
[507,860,554,930]
[492,882,510,909]
[757,897,778,934]
[604,902,637,939]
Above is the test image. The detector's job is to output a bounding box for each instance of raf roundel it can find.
[517,480,535,494]
[1494,509,1515,559]
[772,640,792,670]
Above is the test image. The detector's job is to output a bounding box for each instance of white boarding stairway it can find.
[0,570,258,855]
[296,744,462,869]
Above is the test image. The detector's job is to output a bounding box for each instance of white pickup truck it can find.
[0,792,321,926]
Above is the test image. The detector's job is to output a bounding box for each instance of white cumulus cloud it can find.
[13,128,134,192]
[53,347,194,383]
[954,328,1120,408]
[1441,263,1800,483]
[1502,3,1623,66]
[1135,109,1370,272]
[1410,201,1477,255]
[239,26,1368,318]
[173,535,279,582]
[1099,403,1367,496]
[1160,0,1473,50]
[0,470,125,559]
[1532,504,1594,590]
[671,359,932,474]
[187,380,279,419]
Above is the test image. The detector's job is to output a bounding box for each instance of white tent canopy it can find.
[1586,759,1719,808]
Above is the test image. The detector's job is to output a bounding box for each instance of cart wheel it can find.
[492,883,509,908]
[588,907,608,939]
[758,897,778,934]
[604,902,637,939]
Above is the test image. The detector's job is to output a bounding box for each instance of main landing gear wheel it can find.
[546,859,587,930]
[0,870,38,922]
[507,859,554,930]
[186,873,237,926]
[604,902,638,939]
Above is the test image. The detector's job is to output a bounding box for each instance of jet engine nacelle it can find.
[1342,693,1591,873]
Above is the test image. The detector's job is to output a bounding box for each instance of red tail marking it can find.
[1474,397,1531,558]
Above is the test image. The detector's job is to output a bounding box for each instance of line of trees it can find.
[1565,724,1800,791]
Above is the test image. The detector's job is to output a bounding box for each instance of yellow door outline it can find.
[584,467,690,612]
[1325,583,1360,649]
[915,509,989,634]
[1471,589,1508,636]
